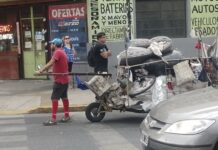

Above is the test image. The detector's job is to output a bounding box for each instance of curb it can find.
[28,105,87,114]
[0,105,87,115]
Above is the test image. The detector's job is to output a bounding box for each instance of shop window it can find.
[33,5,46,18]
[20,8,31,18]
[0,39,11,52]
[20,6,46,51]
[22,19,32,50]
[0,8,18,52]
[136,0,186,38]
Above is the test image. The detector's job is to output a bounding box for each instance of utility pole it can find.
[124,0,132,107]
[126,0,131,40]
[124,0,131,50]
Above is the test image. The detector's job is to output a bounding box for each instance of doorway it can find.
[20,6,47,79]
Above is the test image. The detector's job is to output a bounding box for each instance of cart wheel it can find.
[129,76,156,97]
[85,102,105,122]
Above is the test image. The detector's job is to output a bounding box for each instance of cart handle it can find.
[34,72,112,77]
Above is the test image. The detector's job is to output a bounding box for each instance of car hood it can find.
[150,87,218,124]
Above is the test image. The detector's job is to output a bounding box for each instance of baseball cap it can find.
[49,38,63,46]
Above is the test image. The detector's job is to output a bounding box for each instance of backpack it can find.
[87,45,96,67]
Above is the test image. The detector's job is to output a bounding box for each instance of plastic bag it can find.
[190,60,202,80]
[75,75,88,90]
[173,60,195,86]
[152,76,168,106]
[142,76,168,112]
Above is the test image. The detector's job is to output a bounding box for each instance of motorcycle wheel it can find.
[85,102,105,122]
[129,76,156,97]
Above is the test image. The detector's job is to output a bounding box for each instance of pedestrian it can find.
[93,32,112,73]
[63,35,77,88]
[63,35,77,73]
[35,38,71,126]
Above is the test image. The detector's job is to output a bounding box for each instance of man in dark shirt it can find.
[94,32,112,73]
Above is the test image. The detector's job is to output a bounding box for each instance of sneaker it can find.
[43,119,57,126]
[59,116,71,123]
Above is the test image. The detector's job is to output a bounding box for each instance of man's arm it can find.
[35,58,55,74]
[100,50,112,59]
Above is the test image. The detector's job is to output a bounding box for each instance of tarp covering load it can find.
[117,36,183,76]
[117,36,182,67]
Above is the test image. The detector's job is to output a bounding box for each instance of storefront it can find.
[0,0,85,80]
[0,5,48,80]
[0,0,216,80]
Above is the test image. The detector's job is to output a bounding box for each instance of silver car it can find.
[140,86,218,150]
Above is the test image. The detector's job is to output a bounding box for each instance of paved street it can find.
[0,111,147,150]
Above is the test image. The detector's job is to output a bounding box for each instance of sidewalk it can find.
[0,80,95,115]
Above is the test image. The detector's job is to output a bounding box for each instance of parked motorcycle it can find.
[85,36,183,122]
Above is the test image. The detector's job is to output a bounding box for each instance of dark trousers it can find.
[68,62,73,72]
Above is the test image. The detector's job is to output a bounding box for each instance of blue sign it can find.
[49,3,87,62]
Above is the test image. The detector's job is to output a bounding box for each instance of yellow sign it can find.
[87,0,135,42]
[190,0,218,37]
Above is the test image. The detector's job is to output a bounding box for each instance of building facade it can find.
[0,0,216,80]
[0,0,85,80]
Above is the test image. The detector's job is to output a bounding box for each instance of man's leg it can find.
[43,99,59,126]
[60,84,71,122]
[43,83,61,126]
[62,98,69,118]
[51,100,59,121]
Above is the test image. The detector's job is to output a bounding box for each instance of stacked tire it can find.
[118,36,173,66]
